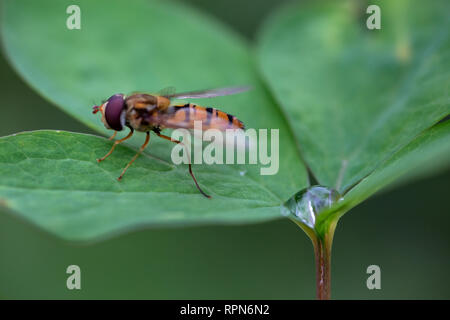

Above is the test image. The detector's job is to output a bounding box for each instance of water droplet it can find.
[281,185,342,229]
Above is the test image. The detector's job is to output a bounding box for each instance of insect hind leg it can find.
[156,132,211,199]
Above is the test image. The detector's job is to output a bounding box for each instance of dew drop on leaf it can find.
[281,185,342,229]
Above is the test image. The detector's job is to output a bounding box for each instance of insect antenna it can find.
[92,105,100,114]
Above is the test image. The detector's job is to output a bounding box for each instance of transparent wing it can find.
[166,86,251,100]
[157,86,177,97]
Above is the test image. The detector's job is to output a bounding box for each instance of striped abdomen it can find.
[166,103,245,130]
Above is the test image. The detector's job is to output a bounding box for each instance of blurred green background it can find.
[0,0,449,299]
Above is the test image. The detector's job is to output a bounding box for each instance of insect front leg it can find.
[108,131,118,140]
[156,133,211,199]
[117,131,150,181]
[97,128,134,163]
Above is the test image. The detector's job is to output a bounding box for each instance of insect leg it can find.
[97,128,134,163]
[117,131,150,181]
[156,133,211,199]
[108,131,118,140]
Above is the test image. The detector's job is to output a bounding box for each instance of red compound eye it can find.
[104,94,125,131]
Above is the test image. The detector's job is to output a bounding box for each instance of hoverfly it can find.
[92,86,249,198]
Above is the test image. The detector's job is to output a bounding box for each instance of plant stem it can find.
[313,237,331,299]
[312,220,337,300]
[292,218,338,299]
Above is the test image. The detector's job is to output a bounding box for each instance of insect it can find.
[92,86,249,198]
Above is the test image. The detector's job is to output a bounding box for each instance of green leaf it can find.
[316,121,450,236]
[258,0,450,233]
[258,0,449,192]
[0,130,291,240]
[0,0,308,240]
